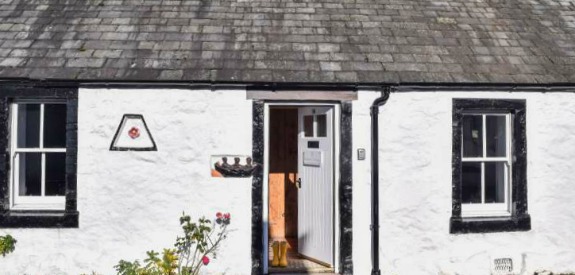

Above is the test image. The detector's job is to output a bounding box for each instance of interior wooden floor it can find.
[268,245,334,274]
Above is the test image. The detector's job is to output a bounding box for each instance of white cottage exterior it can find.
[1,0,575,274]
[1,87,574,275]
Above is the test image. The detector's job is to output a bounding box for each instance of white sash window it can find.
[460,112,512,217]
[9,101,67,210]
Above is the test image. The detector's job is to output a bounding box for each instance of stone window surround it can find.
[0,86,79,228]
[451,98,530,234]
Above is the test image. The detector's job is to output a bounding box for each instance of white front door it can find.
[297,106,334,266]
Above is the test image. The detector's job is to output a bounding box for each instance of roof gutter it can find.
[370,86,392,275]
[2,77,575,93]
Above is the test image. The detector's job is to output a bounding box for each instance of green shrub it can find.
[0,234,16,257]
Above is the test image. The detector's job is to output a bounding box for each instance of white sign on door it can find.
[303,151,322,167]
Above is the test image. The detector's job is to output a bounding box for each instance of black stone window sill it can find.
[450,214,531,234]
[0,210,79,228]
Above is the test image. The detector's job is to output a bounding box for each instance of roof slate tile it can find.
[0,0,573,84]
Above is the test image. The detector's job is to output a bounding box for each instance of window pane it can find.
[17,104,40,148]
[485,162,506,203]
[45,153,66,196]
[304,115,313,137]
[486,116,507,157]
[317,114,327,137]
[44,104,67,148]
[462,162,481,203]
[462,115,483,157]
[18,153,41,196]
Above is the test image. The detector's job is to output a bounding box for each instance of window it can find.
[451,99,530,234]
[302,113,328,138]
[0,87,78,228]
[461,113,510,217]
[10,102,67,210]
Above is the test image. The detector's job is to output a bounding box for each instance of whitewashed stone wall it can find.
[2,88,575,275]
[1,88,253,275]
[353,91,575,275]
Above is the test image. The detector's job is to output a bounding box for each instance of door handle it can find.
[296,178,302,189]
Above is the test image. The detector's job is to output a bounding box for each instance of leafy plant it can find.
[0,234,16,257]
[115,212,231,275]
[115,249,178,275]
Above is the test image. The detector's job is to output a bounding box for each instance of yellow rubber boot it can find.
[271,241,280,267]
[279,241,288,267]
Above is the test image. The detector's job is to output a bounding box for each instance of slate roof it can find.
[0,0,574,84]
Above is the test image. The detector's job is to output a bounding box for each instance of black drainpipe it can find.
[370,87,391,275]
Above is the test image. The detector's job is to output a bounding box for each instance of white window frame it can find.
[9,101,66,210]
[461,112,512,218]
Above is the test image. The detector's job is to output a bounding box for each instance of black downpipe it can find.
[370,87,391,275]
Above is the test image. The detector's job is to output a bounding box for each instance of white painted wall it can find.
[0,88,253,275]
[2,88,575,275]
[353,91,575,275]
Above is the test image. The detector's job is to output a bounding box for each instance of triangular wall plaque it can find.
[110,114,157,151]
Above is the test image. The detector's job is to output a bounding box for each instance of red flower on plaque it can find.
[128,127,140,139]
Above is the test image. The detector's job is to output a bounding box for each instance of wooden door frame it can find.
[251,100,353,275]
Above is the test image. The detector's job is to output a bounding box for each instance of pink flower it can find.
[202,256,210,265]
[216,212,223,219]
[223,213,231,220]
[128,127,140,139]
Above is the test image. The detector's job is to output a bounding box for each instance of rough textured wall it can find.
[2,88,574,275]
[0,88,253,275]
[353,91,575,275]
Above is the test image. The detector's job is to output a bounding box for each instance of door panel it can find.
[297,106,334,266]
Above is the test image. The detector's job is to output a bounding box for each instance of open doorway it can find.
[267,106,335,274]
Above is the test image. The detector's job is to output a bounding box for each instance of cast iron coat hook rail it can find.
[370,86,392,275]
